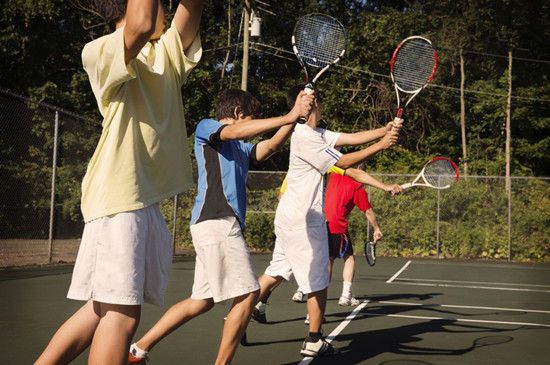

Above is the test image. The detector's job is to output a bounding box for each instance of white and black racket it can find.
[390,36,437,128]
[402,157,459,190]
[292,13,347,123]
[364,240,377,266]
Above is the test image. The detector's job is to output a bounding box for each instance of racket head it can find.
[292,13,347,72]
[364,241,376,266]
[390,36,437,93]
[422,157,460,189]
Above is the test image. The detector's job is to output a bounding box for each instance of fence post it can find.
[508,178,512,261]
[436,185,441,258]
[48,111,59,264]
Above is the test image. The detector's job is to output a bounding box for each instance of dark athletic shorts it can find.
[327,227,354,259]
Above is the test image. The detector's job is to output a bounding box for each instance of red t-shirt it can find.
[324,173,371,234]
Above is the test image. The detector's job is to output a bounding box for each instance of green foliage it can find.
[1,1,550,262]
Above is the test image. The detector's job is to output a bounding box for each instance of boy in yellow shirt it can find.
[35,1,204,364]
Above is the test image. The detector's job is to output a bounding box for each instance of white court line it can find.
[375,300,550,314]
[298,301,369,365]
[362,312,550,328]
[386,260,411,283]
[391,281,550,293]
[399,277,550,289]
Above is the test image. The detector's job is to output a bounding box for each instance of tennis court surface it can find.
[2,255,549,364]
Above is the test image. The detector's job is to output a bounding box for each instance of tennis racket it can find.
[402,157,459,190]
[364,240,377,266]
[390,36,437,128]
[292,13,347,123]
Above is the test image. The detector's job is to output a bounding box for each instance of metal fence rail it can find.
[1,89,549,267]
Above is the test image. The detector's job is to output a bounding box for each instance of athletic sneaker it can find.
[128,352,147,364]
[252,306,267,323]
[300,337,339,357]
[338,295,360,306]
[304,313,327,325]
[292,289,305,302]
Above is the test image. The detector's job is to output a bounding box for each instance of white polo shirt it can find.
[274,124,342,229]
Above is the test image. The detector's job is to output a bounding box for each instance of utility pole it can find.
[460,48,468,176]
[505,47,512,193]
[241,0,250,91]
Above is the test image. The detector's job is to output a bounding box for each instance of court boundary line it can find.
[375,300,550,314]
[298,301,369,364]
[390,280,550,293]
[362,312,550,328]
[398,277,550,289]
[386,260,411,283]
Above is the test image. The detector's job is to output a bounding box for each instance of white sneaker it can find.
[292,290,304,302]
[300,337,339,357]
[338,295,360,306]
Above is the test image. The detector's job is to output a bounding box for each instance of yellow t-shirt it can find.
[80,24,202,222]
[279,165,345,193]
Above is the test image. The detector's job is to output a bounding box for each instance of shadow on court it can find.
[1,255,550,364]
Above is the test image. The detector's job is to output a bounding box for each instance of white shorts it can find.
[190,216,260,303]
[67,204,172,307]
[264,225,330,294]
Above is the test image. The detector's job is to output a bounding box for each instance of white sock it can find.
[255,302,266,312]
[130,343,149,359]
[342,281,352,297]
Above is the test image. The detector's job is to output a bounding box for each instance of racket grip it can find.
[298,83,314,124]
[401,183,412,189]
[391,109,403,131]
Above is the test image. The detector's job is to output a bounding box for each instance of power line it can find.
[248,42,550,104]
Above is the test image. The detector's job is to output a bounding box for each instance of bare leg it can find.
[306,288,327,333]
[88,302,141,365]
[35,301,99,365]
[135,298,214,352]
[216,290,259,365]
[328,257,335,282]
[35,300,141,365]
[257,274,283,304]
[342,254,355,283]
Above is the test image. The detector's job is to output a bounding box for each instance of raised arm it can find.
[335,120,402,147]
[344,168,402,195]
[123,0,159,63]
[254,123,295,162]
[219,91,314,142]
[335,129,398,169]
[173,0,205,51]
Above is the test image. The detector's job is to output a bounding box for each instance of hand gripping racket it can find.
[364,240,377,267]
[292,13,347,123]
[402,157,459,190]
[390,36,437,128]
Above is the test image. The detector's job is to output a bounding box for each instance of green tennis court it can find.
[2,255,549,364]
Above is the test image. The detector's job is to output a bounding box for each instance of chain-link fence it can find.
[1,89,549,267]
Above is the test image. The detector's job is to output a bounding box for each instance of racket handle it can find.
[401,182,412,189]
[391,109,403,131]
[298,83,314,124]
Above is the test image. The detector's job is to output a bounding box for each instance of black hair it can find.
[286,84,321,111]
[216,89,263,120]
[93,0,128,32]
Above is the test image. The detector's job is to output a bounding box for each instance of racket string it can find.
[294,16,346,68]
[424,159,458,187]
[393,38,436,92]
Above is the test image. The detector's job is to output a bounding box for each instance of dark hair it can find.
[286,84,321,110]
[93,0,128,32]
[216,89,263,120]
